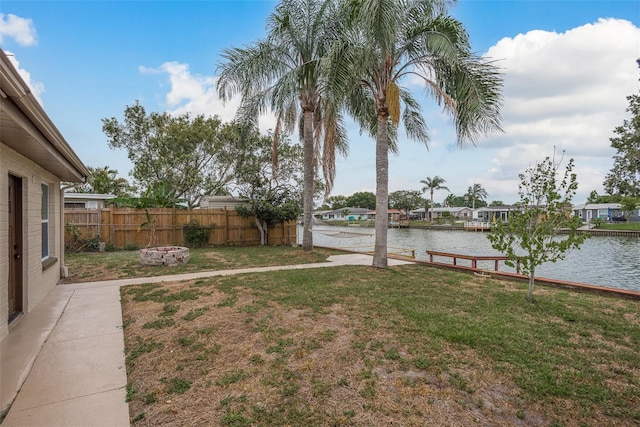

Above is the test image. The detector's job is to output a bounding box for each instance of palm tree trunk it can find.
[302,109,314,251]
[430,189,434,222]
[373,114,389,268]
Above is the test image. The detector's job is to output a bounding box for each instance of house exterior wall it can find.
[1,144,61,341]
[64,199,105,209]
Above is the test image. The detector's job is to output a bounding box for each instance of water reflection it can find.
[307,226,640,292]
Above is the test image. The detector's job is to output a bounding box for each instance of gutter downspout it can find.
[59,183,83,278]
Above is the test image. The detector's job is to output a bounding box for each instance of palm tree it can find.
[420,176,449,221]
[217,0,347,252]
[329,0,502,267]
[74,166,132,197]
[466,183,488,209]
[443,193,457,207]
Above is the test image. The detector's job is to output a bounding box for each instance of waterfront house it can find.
[369,209,402,222]
[474,205,519,222]
[573,203,628,222]
[0,49,88,342]
[412,206,473,221]
[319,207,372,221]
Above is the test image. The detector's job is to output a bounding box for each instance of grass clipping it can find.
[122,265,640,426]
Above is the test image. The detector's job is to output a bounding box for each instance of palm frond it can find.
[400,89,430,147]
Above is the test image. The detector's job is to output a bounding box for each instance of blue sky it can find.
[1,0,639,205]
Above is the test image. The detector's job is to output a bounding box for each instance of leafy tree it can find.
[466,183,488,209]
[443,193,482,208]
[217,0,347,252]
[489,200,505,206]
[586,190,621,204]
[102,102,248,209]
[620,196,640,219]
[345,191,376,209]
[420,176,449,221]
[603,90,640,197]
[72,166,133,196]
[487,156,587,302]
[235,132,303,246]
[110,182,187,209]
[329,0,502,267]
[389,190,426,216]
[326,195,348,210]
[444,193,462,207]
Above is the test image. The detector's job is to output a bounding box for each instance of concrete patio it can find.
[1,254,413,426]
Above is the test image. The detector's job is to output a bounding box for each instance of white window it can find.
[41,183,49,260]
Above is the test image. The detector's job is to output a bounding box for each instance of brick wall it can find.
[1,144,62,342]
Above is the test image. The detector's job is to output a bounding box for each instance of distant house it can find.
[64,192,115,209]
[369,209,402,222]
[199,195,249,210]
[319,207,371,221]
[475,205,519,222]
[1,49,88,342]
[573,203,627,222]
[412,207,473,221]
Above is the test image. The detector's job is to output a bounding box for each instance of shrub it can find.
[183,219,213,247]
[64,222,101,252]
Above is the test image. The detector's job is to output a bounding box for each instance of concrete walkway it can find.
[1,254,412,426]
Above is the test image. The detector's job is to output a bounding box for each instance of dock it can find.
[426,250,519,273]
[422,250,640,301]
[463,221,491,231]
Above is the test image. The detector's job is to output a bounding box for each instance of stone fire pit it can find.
[139,246,190,266]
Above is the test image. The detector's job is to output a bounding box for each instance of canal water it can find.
[303,226,640,292]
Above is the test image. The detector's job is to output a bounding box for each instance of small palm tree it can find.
[329,0,502,267]
[466,183,488,209]
[420,176,449,221]
[217,0,347,251]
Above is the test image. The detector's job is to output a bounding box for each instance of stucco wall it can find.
[1,143,61,342]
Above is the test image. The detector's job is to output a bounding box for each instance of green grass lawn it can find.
[122,264,640,426]
[62,246,343,283]
[596,222,640,231]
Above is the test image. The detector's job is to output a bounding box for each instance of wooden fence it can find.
[64,208,297,248]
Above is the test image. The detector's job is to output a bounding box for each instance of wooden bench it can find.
[426,250,520,273]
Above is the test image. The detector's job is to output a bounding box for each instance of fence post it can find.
[172,207,177,245]
[101,208,111,244]
[225,207,230,245]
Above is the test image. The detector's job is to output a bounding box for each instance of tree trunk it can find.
[430,190,434,222]
[255,218,267,246]
[527,269,535,302]
[302,109,314,251]
[373,114,389,268]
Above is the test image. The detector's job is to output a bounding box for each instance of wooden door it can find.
[8,174,23,321]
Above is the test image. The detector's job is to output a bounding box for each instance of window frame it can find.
[41,183,49,261]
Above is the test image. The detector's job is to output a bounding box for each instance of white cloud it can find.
[141,61,278,134]
[0,13,37,46]
[479,18,640,202]
[5,51,44,103]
